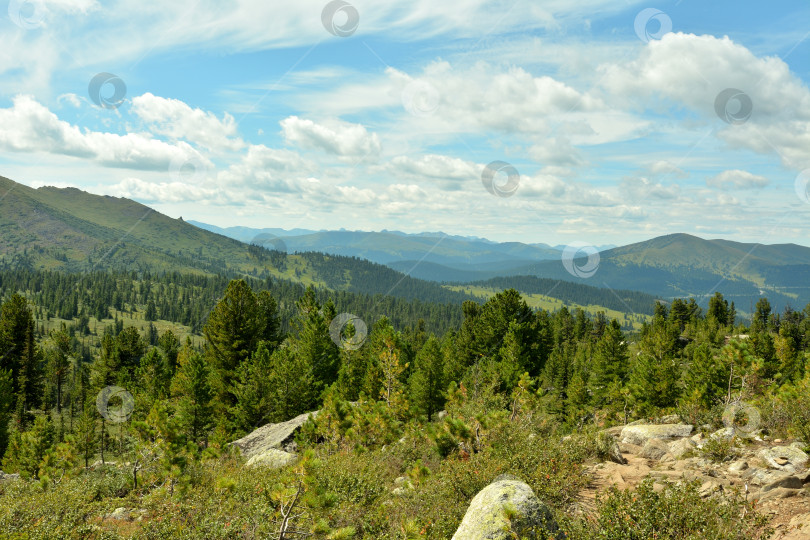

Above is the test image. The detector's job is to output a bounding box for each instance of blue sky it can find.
[1,0,809,246]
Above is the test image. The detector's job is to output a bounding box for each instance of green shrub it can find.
[583,478,772,540]
[700,436,738,463]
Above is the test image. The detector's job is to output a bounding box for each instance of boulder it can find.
[668,438,696,459]
[710,427,736,440]
[231,411,317,460]
[728,460,749,474]
[620,424,693,446]
[603,435,627,464]
[741,467,798,487]
[659,414,681,424]
[105,507,130,521]
[0,470,20,482]
[245,448,297,469]
[451,475,563,540]
[756,487,801,502]
[759,445,808,473]
[640,438,671,461]
[760,474,803,493]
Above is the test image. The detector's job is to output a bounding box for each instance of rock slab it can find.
[620,424,693,446]
[230,411,317,460]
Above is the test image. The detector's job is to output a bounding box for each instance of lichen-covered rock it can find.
[710,427,735,441]
[620,424,693,446]
[231,411,317,460]
[759,445,808,473]
[640,438,671,461]
[602,435,627,464]
[668,438,696,459]
[728,460,749,474]
[245,448,297,469]
[760,474,803,493]
[451,475,563,540]
[0,470,20,482]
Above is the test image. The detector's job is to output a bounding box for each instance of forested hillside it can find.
[0,274,808,538]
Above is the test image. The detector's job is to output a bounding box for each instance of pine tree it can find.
[232,343,274,432]
[74,406,97,468]
[683,342,727,408]
[145,300,158,322]
[265,346,316,422]
[203,280,265,413]
[45,330,72,414]
[589,320,629,407]
[158,330,180,375]
[378,337,408,418]
[172,340,214,444]
[0,369,13,458]
[136,348,170,409]
[292,288,339,394]
[409,335,446,421]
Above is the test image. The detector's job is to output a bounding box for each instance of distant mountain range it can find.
[188,220,616,271]
[2,175,808,319]
[189,222,810,315]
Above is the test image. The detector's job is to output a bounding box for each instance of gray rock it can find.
[759,446,808,473]
[640,438,671,461]
[436,410,448,420]
[451,475,563,540]
[603,435,627,464]
[659,414,681,424]
[760,474,803,493]
[620,424,693,446]
[742,467,797,487]
[668,438,696,459]
[231,411,317,460]
[106,507,130,521]
[0,470,20,482]
[756,487,801,502]
[728,460,749,474]
[710,427,736,441]
[245,448,297,469]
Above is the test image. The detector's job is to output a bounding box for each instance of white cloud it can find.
[388,154,478,181]
[706,170,769,190]
[621,176,681,200]
[281,116,381,160]
[0,95,207,171]
[131,93,243,152]
[601,32,810,170]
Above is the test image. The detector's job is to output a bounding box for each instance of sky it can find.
[1,0,809,247]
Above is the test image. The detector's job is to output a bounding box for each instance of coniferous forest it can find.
[1,263,809,538]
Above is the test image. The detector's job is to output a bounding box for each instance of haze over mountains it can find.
[3,176,810,317]
[192,219,810,315]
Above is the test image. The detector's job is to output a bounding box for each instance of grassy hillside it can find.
[0,177,472,306]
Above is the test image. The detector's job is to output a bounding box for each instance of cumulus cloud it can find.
[621,177,681,200]
[131,93,243,151]
[601,32,810,169]
[0,95,207,171]
[706,170,769,190]
[281,116,381,160]
[388,154,479,181]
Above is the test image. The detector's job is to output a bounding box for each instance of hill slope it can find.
[491,233,810,313]
[0,176,471,304]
